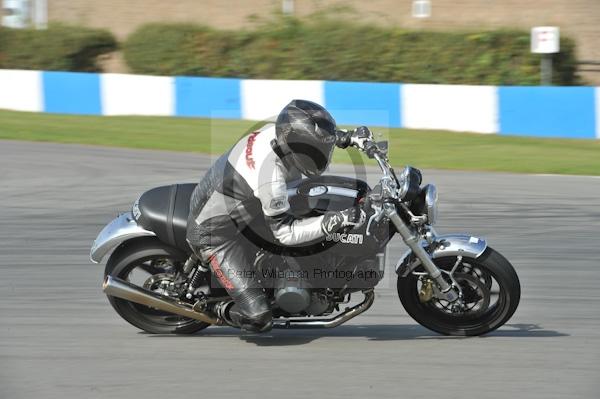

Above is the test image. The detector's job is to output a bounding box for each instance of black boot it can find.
[228,302,273,333]
[199,240,272,333]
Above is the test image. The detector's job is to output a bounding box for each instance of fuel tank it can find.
[284,175,391,258]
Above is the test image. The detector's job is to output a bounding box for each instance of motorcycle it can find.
[90,129,520,336]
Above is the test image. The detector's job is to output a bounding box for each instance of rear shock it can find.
[183,255,210,300]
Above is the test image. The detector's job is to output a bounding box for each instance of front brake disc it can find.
[453,272,490,315]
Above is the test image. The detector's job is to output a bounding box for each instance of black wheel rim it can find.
[414,257,509,328]
[116,255,197,329]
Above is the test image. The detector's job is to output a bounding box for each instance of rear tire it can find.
[104,238,210,334]
[397,247,520,336]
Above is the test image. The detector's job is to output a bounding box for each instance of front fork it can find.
[383,203,459,302]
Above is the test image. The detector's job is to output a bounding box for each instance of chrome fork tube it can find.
[383,203,458,302]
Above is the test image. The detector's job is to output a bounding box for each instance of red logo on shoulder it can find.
[245,131,259,169]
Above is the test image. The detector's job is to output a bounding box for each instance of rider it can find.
[186,99,367,332]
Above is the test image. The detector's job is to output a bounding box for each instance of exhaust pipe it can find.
[272,289,375,329]
[103,275,220,325]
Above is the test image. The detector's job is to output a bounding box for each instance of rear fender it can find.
[395,234,487,277]
[90,212,156,263]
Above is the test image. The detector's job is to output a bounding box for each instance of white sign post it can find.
[531,26,560,85]
[282,0,294,14]
[412,0,431,18]
[2,0,29,28]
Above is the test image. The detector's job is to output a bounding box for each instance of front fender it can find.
[90,212,155,263]
[395,234,487,277]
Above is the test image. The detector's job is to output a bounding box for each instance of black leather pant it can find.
[187,221,272,332]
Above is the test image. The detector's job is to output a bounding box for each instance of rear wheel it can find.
[397,247,520,336]
[104,238,210,334]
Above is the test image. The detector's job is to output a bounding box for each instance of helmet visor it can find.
[287,134,335,176]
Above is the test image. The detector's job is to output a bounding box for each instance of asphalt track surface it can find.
[1,140,599,399]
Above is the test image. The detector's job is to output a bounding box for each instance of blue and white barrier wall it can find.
[1,69,599,139]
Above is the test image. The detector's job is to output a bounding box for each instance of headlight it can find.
[423,184,438,225]
[397,166,422,201]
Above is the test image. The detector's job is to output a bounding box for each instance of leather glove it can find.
[335,126,373,149]
[321,206,367,235]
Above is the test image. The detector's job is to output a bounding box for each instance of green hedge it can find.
[0,25,117,72]
[124,18,578,85]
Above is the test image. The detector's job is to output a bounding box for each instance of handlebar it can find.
[352,136,395,180]
[347,127,424,235]
[348,131,401,235]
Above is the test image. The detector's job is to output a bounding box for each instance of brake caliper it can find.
[419,278,435,303]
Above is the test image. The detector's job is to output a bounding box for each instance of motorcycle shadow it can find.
[145,323,567,346]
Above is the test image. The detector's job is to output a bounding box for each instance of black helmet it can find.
[275,99,337,177]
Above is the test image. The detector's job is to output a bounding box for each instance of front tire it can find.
[104,238,210,334]
[397,247,520,336]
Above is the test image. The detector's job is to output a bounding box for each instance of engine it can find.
[255,253,329,316]
[275,287,330,316]
[256,251,385,316]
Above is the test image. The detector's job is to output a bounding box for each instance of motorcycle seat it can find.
[136,183,196,251]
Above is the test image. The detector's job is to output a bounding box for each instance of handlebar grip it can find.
[364,141,379,159]
[355,126,373,139]
[335,130,352,149]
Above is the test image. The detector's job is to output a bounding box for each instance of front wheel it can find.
[397,247,520,336]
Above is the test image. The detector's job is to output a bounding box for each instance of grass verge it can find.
[0,110,598,175]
